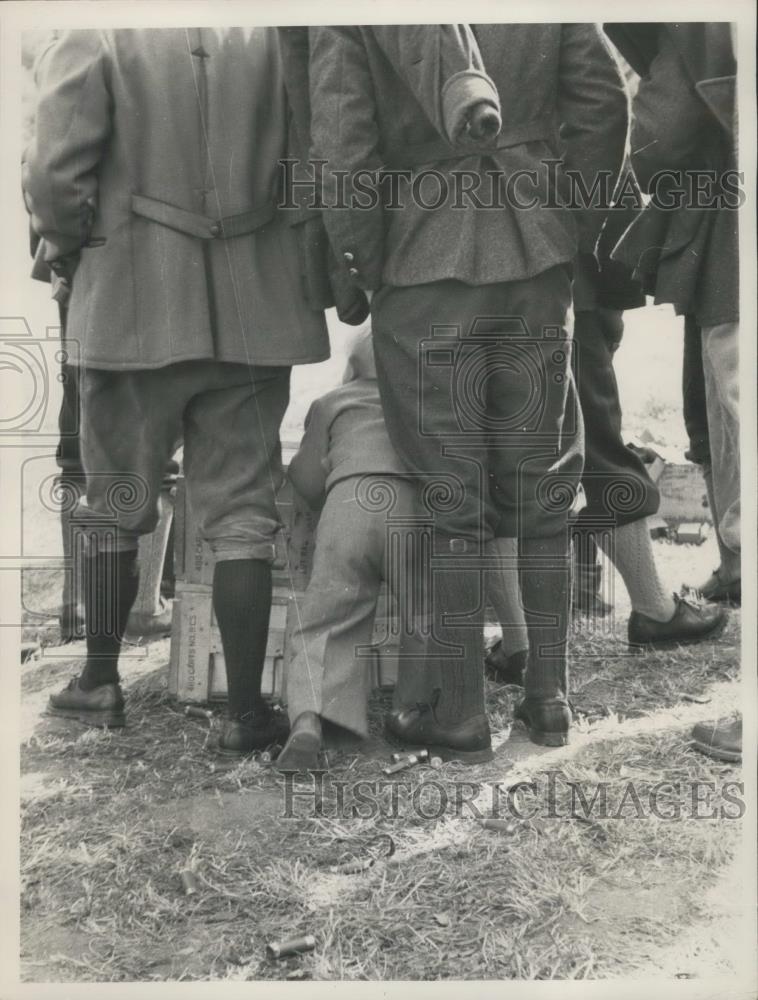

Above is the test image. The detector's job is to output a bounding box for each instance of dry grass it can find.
[20,609,743,982]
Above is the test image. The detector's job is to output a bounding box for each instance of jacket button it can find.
[343,251,355,262]
[209,223,221,237]
[348,267,359,277]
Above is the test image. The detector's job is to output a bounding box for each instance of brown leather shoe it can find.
[217,704,289,759]
[484,643,527,686]
[514,697,571,747]
[691,716,742,763]
[385,701,493,764]
[628,594,727,649]
[47,677,126,728]
[275,711,322,773]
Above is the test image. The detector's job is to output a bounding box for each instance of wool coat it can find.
[605,23,738,327]
[23,28,330,370]
[308,24,629,291]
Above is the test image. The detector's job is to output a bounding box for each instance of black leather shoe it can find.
[484,643,527,686]
[628,594,727,650]
[47,677,126,728]
[385,701,493,764]
[698,571,741,606]
[217,704,290,759]
[514,697,571,747]
[691,716,742,763]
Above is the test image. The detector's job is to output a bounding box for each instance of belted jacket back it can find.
[23,28,329,370]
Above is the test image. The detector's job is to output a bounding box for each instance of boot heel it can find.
[527,727,569,747]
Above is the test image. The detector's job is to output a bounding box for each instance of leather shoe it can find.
[691,716,741,763]
[514,697,571,747]
[47,677,126,728]
[628,594,727,649]
[217,703,289,758]
[698,570,741,606]
[484,643,526,686]
[385,700,493,763]
[275,711,322,772]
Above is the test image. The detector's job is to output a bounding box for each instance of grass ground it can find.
[20,567,744,982]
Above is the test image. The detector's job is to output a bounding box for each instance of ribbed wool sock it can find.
[485,537,528,656]
[519,534,570,702]
[600,520,676,622]
[212,558,272,720]
[427,534,486,727]
[80,547,140,690]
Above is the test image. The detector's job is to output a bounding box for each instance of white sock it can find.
[599,520,676,622]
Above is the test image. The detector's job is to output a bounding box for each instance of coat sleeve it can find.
[22,30,111,262]
[368,25,501,145]
[287,400,331,509]
[628,30,720,192]
[309,26,385,291]
[557,24,629,252]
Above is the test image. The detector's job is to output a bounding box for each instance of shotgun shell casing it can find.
[266,935,316,959]
[180,869,199,895]
[184,706,213,721]
[429,756,443,769]
[479,818,518,835]
[385,749,428,771]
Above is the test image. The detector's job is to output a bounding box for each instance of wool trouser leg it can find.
[80,547,139,691]
[702,465,741,582]
[519,533,570,702]
[485,537,528,656]
[212,558,272,719]
[599,520,676,622]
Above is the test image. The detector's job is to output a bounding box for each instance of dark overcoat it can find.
[605,23,738,327]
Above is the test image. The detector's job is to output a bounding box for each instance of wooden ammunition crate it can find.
[657,462,711,524]
[168,454,399,704]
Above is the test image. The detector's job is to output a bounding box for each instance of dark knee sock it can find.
[80,548,140,690]
[212,558,272,719]
[519,533,571,702]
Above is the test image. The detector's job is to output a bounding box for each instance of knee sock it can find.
[519,534,570,702]
[80,547,140,690]
[212,558,272,719]
[600,520,676,622]
[485,538,528,656]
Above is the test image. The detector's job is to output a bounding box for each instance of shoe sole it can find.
[46,706,126,728]
[691,739,741,763]
[628,613,728,652]
[523,725,570,747]
[274,734,322,773]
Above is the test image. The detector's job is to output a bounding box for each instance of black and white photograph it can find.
[0,0,755,991]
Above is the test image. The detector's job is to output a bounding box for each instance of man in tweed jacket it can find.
[309,24,629,756]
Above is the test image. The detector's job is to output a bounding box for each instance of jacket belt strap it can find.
[131,194,276,239]
[384,114,559,170]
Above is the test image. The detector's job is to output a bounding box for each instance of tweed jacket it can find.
[23,28,329,370]
[606,23,738,327]
[309,24,628,291]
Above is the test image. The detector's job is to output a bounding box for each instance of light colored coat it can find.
[23,28,329,369]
